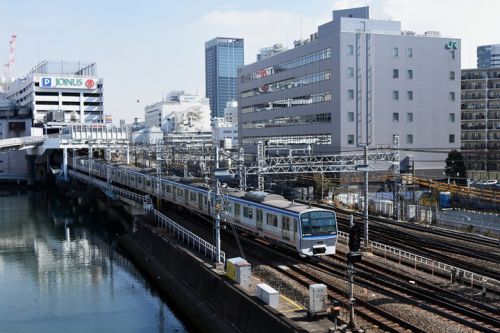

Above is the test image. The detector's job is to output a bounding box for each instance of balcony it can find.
[462,113,485,120]
[461,94,486,100]
[461,125,486,130]
[462,84,486,90]
[461,102,486,110]
[461,73,487,80]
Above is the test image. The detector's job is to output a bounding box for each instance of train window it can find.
[243,206,253,219]
[300,211,336,236]
[266,214,278,227]
[234,203,241,216]
[282,216,291,231]
[190,192,196,201]
[162,184,166,192]
[177,188,183,196]
[146,179,151,187]
[256,209,263,222]
[293,219,298,232]
[166,185,171,193]
[138,177,142,184]
[204,195,208,205]
[225,203,232,213]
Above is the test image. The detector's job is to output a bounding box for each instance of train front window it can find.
[301,211,336,237]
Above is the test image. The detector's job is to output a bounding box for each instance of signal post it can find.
[346,215,362,331]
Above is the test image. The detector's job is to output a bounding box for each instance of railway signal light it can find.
[348,224,361,253]
[347,224,362,265]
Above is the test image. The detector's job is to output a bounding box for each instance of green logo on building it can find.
[445,41,458,50]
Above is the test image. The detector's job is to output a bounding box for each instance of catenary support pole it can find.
[363,145,369,247]
[63,147,68,181]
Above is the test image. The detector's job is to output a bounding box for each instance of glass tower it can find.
[205,37,244,118]
[477,44,500,68]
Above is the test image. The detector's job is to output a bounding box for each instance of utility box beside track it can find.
[309,284,328,315]
[226,257,251,288]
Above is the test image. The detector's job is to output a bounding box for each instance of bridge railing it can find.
[338,231,499,290]
[151,209,225,263]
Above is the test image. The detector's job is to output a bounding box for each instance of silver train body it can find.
[74,159,337,256]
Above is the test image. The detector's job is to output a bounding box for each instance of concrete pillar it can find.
[63,148,68,181]
[26,155,36,186]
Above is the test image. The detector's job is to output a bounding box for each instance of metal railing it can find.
[338,231,499,290]
[151,209,225,263]
[68,169,225,263]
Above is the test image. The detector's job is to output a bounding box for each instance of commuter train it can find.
[73,158,337,256]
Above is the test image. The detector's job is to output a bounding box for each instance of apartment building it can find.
[461,68,500,173]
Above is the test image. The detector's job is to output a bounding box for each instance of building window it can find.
[392,112,399,122]
[347,67,354,78]
[449,134,455,143]
[406,134,413,144]
[407,69,413,79]
[407,47,413,58]
[449,71,455,80]
[393,47,399,57]
[393,69,399,78]
[347,89,354,99]
[347,112,354,122]
[450,50,455,59]
[347,135,354,145]
[407,113,413,122]
[407,91,413,101]
[347,44,354,55]
[449,113,455,122]
[449,92,455,101]
[392,91,399,100]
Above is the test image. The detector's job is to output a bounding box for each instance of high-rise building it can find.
[238,6,460,175]
[205,37,244,118]
[477,44,500,68]
[461,68,500,174]
[5,61,103,130]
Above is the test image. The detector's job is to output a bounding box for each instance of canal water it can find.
[0,189,192,333]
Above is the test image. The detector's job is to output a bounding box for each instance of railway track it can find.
[316,255,500,332]
[161,207,500,333]
[75,170,500,332]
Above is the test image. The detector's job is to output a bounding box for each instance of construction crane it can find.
[2,34,17,86]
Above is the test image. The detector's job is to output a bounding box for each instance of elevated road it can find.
[0,136,46,152]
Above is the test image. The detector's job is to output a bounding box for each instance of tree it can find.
[444,150,466,184]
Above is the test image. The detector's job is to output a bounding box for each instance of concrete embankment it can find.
[118,222,304,333]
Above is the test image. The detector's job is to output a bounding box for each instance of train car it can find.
[72,158,337,256]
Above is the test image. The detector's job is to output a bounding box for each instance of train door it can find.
[293,218,298,242]
[184,189,188,204]
[282,216,290,241]
[256,209,263,231]
[198,193,203,210]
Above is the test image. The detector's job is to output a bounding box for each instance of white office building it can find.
[144,91,211,133]
[212,101,239,149]
[5,61,104,130]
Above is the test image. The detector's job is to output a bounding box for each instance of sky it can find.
[0,0,498,123]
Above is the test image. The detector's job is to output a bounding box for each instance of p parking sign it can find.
[41,78,52,87]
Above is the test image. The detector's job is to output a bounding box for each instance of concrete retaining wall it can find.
[120,222,303,333]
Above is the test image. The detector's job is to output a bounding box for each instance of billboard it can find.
[38,76,98,89]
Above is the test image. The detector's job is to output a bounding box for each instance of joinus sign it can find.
[39,76,97,89]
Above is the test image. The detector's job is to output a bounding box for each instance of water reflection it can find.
[0,190,191,333]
